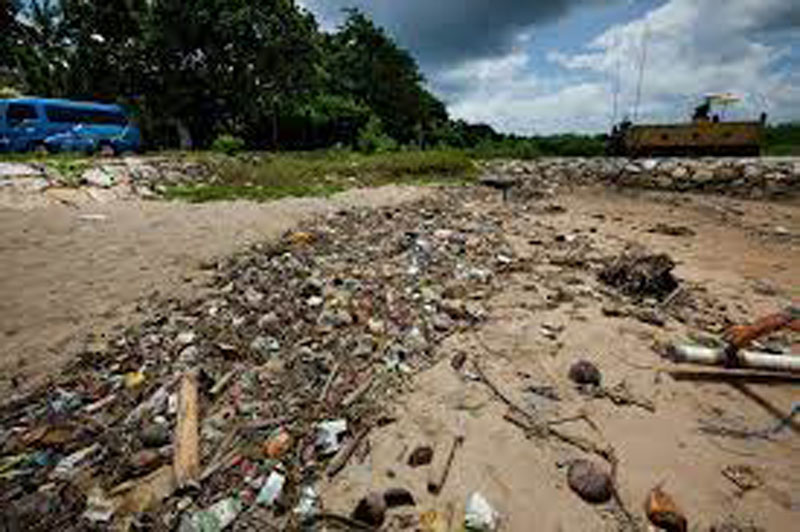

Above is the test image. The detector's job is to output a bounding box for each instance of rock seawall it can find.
[482,157,800,199]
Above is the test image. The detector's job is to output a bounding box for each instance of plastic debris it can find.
[52,443,101,479]
[263,427,293,459]
[464,492,499,531]
[293,485,320,517]
[82,486,116,523]
[180,497,243,532]
[316,419,348,456]
[645,484,687,532]
[124,371,146,389]
[256,470,285,507]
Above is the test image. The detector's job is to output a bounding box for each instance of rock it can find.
[693,168,714,183]
[647,224,695,237]
[408,445,434,467]
[641,159,658,171]
[178,345,199,365]
[671,166,689,179]
[176,331,196,346]
[244,287,264,307]
[432,313,454,331]
[318,308,353,328]
[568,360,602,386]
[306,296,324,307]
[441,299,467,319]
[383,488,416,508]
[82,168,114,188]
[403,327,429,353]
[352,492,387,527]
[465,302,487,321]
[451,352,468,371]
[140,423,171,448]
[567,459,613,504]
[257,312,280,330]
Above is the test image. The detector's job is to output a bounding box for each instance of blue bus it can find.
[0,98,141,155]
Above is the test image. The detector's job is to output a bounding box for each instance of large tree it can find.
[324,10,447,144]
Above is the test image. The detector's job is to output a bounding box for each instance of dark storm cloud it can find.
[300,0,603,66]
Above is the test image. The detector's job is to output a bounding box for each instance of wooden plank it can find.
[174,369,200,489]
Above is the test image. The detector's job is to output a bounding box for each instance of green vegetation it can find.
[211,134,246,156]
[163,149,476,202]
[764,123,800,156]
[469,134,607,159]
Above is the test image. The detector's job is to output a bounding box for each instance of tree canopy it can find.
[1,0,470,150]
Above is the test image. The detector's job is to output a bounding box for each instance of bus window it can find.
[45,105,127,126]
[45,106,81,123]
[7,103,38,125]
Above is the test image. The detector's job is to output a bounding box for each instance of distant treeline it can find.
[2,2,797,156]
[764,123,800,156]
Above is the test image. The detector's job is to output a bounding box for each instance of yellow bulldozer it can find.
[608,93,765,157]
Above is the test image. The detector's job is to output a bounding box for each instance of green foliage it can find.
[0,86,22,99]
[357,116,398,154]
[211,134,245,155]
[468,135,605,159]
[764,123,800,156]
[162,149,474,202]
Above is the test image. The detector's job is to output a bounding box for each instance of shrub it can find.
[357,116,398,154]
[211,134,245,155]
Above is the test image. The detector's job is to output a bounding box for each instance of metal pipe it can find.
[668,344,800,373]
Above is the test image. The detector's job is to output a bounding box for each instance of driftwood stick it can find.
[327,425,371,478]
[427,434,464,495]
[320,362,342,403]
[174,369,200,490]
[342,373,376,408]
[472,359,534,422]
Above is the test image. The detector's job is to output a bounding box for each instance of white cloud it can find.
[439,0,799,134]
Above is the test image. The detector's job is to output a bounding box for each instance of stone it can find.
[568,360,602,386]
[352,492,387,527]
[671,166,689,179]
[140,423,171,448]
[693,169,714,183]
[403,326,429,353]
[178,345,199,365]
[257,312,280,330]
[244,287,264,307]
[176,331,196,346]
[318,308,353,328]
[567,459,613,504]
[432,313,454,331]
[408,445,434,467]
[82,168,114,188]
[441,299,467,319]
[465,302,487,321]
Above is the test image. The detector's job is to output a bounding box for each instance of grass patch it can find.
[170,149,476,202]
[162,183,346,203]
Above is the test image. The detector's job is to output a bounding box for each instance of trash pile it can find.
[0,187,515,530]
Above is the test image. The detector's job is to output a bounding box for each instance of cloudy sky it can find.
[298,0,799,134]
